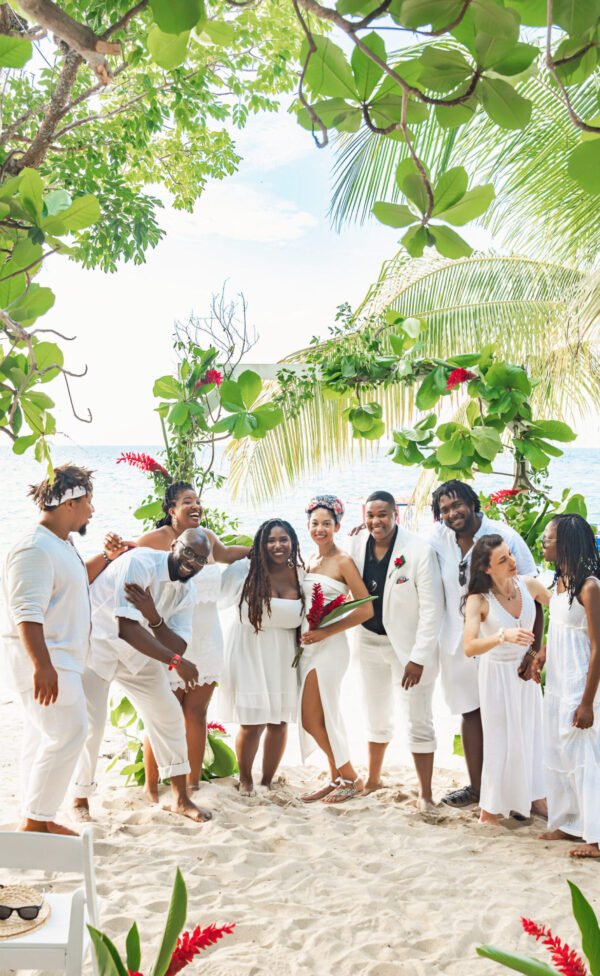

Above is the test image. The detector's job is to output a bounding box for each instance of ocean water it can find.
[1,444,598,770]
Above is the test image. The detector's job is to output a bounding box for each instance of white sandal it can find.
[322,777,364,804]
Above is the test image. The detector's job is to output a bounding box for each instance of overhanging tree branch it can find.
[17,0,120,83]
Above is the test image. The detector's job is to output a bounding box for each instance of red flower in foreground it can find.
[521,918,588,976]
[489,488,523,506]
[195,369,223,391]
[207,721,227,735]
[117,452,170,480]
[306,583,347,631]
[445,368,476,391]
[165,923,236,975]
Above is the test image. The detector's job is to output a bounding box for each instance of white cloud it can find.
[235,109,314,172]
[162,182,318,244]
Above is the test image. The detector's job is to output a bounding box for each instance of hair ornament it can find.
[306,494,345,523]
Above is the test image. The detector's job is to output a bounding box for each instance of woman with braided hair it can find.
[219,519,304,797]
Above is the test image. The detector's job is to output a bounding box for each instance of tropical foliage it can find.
[89,868,235,976]
[481,484,588,564]
[477,880,600,976]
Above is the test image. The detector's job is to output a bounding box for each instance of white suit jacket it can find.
[349,526,444,676]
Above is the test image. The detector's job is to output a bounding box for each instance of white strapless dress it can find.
[170,563,223,690]
[298,573,351,768]
[219,559,303,725]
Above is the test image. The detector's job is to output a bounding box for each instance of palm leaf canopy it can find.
[227,253,600,502]
[329,73,600,265]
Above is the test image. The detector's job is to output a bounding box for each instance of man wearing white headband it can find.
[2,464,95,835]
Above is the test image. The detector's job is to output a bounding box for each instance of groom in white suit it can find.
[350,490,444,809]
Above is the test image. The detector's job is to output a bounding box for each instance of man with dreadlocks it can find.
[428,479,539,810]
[2,464,95,834]
[219,519,304,797]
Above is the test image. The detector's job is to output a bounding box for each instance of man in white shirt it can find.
[428,480,540,808]
[72,529,212,823]
[2,464,95,835]
[349,490,444,812]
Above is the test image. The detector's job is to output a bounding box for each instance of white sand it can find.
[1,692,597,976]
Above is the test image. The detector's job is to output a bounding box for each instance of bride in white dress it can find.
[298,495,374,804]
[463,534,547,824]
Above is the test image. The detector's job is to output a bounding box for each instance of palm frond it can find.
[227,253,599,502]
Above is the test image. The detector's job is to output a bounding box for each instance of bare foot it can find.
[71,801,93,823]
[144,785,159,804]
[539,829,580,841]
[569,843,600,859]
[300,782,337,803]
[361,781,385,796]
[165,796,212,823]
[416,797,441,818]
[531,799,548,819]
[238,780,256,798]
[479,810,500,825]
[19,819,78,836]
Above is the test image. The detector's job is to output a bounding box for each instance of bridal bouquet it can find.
[293,583,375,667]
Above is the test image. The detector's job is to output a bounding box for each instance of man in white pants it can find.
[350,490,444,811]
[2,464,95,834]
[72,529,212,823]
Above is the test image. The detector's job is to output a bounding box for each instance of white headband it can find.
[45,485,88,508]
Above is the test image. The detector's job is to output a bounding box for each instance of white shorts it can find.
[440,649,480,715]
[357,630,436,753]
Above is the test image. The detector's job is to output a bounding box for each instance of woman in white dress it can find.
[103,481,249,803]
[298,495,374,804]
[219,519,304,797]
[463,534,547,824]
[535,514,600,859]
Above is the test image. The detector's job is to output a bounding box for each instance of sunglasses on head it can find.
[0,899,44,921]
[458,559,468,587]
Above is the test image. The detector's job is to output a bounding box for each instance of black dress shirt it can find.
[361,527,398,635]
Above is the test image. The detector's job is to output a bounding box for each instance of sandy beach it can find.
[0,692,595,976]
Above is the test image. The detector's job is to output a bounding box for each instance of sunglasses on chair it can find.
[0,899,44,921]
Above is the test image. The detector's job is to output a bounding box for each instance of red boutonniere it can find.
[389,554,409,584]
[394,556,406,568]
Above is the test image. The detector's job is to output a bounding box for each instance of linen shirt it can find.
[89,548,195,681]
[428,513,537,656]
[2,525,91,692]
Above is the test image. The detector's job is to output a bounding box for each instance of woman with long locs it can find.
[219,519,304,797]
[104,481,248,813]
[536,514,600,859]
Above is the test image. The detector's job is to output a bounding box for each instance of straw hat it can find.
[0,884,50,939]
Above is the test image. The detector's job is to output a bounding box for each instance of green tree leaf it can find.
[437,436,463,464]
[416,366,447,409]
[151,869,188,976]
[402,223,429,256]
[554,0,600,36]
[151,0,203,33]
[401,1,467,32]
[147,26,189,69]
[432,166,468,216]
[430,224,473,258]
[252,403,284,431]
[237,369,262,409]
[476,945,559,975]
[43,194,100,233]
[233,412,259,438]
[529,420,576,442]
[125,923,142,973]
[297,98,360,131]
[372,202,416,227]
[169,401,189,425]
[493,42,539,76]
[219,379,245,412]
[153,376,183,400]
[435,99,478,128]
[567,140,600,194]
[568,881,600,976]
[418,46,473,92]
[18,168,44,222]
[303,36,357,99]
[402,174,430,213]
[471,425,502,459]
[479,77,532,129]
[0,35,33,68]
[8,284,55,325]
[351,31,386,100]
[436,184,495,224]
[203,21,236,45]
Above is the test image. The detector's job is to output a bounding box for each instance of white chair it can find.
[0,828,99,976]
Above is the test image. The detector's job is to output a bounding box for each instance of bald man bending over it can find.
[72,529,212,823]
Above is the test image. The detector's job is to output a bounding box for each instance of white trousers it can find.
[73,657,189,797]
[440,648,480,715]
[357,631,436,753]
[19,669,88,822]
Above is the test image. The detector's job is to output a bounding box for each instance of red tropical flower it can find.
[207,721,227,735]
[117,452,170,480]
[445,368,476,391]
[128,971,144,975]
[306,582,326,629]
[489,488,523,505]
[195,369,223,391]
[165,923,235,975]
[521,918,588,976]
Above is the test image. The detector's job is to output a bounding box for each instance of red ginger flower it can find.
[489,488,523,505]
[195,369,223,391]
[165,923,236,975]
[306,582,326,629]
[117,452,170,480]
[445,367,476,391]
[521,918,588,976]
[207,721,227,735]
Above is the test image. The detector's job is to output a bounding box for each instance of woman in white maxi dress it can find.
[298,496,374,804]
[102,480,249,802]
[536,514,600,859]
[463,534,547,824]
[219,519,304,797]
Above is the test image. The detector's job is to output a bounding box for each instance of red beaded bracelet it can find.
[168,654,181,671]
